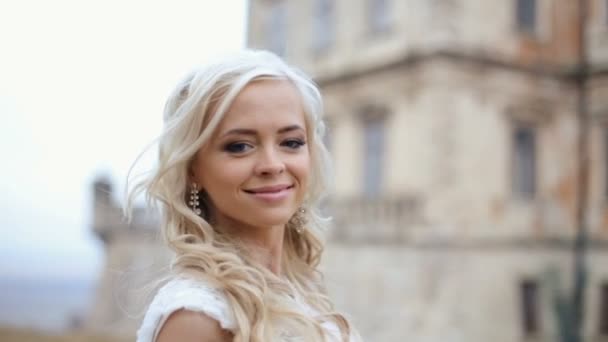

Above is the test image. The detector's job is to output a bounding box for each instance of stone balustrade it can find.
[326,195,424,244]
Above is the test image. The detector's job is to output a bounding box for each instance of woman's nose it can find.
[254,147,285,176]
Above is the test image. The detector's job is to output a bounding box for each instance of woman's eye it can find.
[224,142,253,153]
[282,139,306,149]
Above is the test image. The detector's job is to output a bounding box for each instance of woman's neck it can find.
[215,217,285,275]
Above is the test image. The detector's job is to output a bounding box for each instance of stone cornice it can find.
[315,50,608,87]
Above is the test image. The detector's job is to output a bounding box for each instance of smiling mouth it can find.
[243,185,294,194]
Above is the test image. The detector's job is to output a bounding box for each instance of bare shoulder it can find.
[156,309,233,342]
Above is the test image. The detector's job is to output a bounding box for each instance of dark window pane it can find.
[323,121,333,153]
[268,2,287,56]
[516,0,536,33]
[513,125,536,199]
[601,283,608,335]
[605,127,608,199]
[520,280,540,335]
[606,0,608,25]
[363,118,384,197]
[369,0,390,34]
[313,0,334,52]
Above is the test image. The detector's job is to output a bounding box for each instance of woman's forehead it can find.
[230,79,301,111]
[214,80,307,133]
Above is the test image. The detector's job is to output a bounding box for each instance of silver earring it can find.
[287,207,307,234]
[189,182,201,215]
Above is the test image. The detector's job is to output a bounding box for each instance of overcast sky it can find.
[0,0,247,282]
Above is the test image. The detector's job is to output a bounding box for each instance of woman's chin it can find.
[244,213,292,230]
[243,207,295,228]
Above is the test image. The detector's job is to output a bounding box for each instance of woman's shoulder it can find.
[136,275,237,342]
[155,309,233,342]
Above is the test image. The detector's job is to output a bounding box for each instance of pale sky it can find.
[0,0,247,282]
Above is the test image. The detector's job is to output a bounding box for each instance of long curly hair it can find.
[126,50,357,341]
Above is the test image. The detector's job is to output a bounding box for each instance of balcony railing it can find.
[325,195,424,244]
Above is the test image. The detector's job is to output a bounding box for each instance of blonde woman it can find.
[130,50,359,342]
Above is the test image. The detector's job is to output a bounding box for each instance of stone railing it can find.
[325,195,424,244]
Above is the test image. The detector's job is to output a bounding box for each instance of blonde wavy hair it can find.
[126,50,356,341]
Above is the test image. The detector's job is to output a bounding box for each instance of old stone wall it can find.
[323,244,608,342]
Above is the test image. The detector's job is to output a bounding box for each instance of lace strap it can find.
[136,277,237,342]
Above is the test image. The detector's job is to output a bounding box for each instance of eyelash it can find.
[223,142,253,153]
[281,138,306,149]
[222,139,306,154]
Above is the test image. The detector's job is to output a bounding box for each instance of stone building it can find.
[245,0,608,341]
[87,0,608,341]
[87,178,171,337]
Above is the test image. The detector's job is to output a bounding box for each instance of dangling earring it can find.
[189,182,202,215]
[287,207,307,234]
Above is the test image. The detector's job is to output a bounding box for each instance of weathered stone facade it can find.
[88,1,608,341]
[87,179,172,337]
[247,0,608,341]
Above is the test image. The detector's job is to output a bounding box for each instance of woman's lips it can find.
[243,184,294,202]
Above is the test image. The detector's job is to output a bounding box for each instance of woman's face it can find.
[191,79,311,231]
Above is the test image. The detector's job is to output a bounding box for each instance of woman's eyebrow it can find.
[220,128,256,138]
[221,125,305,138]
[277,125,305,134]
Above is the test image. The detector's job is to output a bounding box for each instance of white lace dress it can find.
[136,276,352,342]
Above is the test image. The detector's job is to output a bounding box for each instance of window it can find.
[520,280,540,335]
[513,124,537,199]
[323,119,333,153]
[363,116,385,197]
[601,283,608,335]
[313,0,334,53]
[369,0,391,34]
[267,1,287,56]
[605,0,608,26]
[605,127,608,199]
[516,0,536,34]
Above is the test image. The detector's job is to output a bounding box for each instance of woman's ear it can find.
[188,159,198,184]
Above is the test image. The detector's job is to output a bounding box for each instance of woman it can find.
[129,49,359,341]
